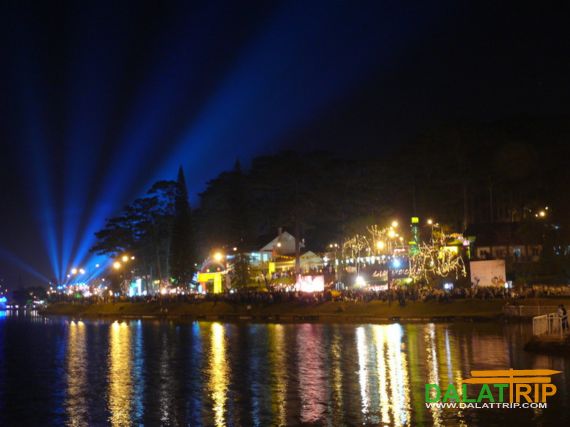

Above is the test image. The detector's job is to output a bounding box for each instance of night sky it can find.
[0,1,568,286]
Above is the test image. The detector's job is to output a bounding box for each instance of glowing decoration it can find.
[197,272,223,293]
[409,233,467,282]
[354,275,366,287]
[391,220,399,228]
[295,275,325,292]
[343,234,369,259]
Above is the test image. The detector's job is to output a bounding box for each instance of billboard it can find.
[470,259,506,287]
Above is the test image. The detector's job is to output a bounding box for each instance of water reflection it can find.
[108,321,132,427]
[2,316,569,427]
[208,322,229,427]
[268,324,287,426]
[355,325,412,426]
[297,324,326,424]
[66,321,87,427]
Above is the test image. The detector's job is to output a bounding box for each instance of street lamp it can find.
[391,220,399,228]
[121,255,129,263]
[71,268,78,275]
[113,261,122,270]
[213,252,224,262]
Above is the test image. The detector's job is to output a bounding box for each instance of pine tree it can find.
[170,166,195,285]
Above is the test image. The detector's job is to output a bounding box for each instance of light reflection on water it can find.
[209,322,229,427]
[108,321,132,427]
[268,324,287,426]
[0,317,569,426]
[66,321,87,427]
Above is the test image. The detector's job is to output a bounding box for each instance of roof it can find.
[260,231,297,253]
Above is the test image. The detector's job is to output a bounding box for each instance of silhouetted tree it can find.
[169,167,195,285]
[91,180,177,282]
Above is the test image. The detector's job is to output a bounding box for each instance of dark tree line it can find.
[195,116,570,255]
[91,116,570,283]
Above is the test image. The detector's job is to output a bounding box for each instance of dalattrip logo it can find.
[425,369,561,409]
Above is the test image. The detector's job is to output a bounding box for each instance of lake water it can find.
[0,312,568,426]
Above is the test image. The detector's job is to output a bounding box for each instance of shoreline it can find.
[38,298,568,323]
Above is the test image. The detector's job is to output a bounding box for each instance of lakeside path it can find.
[41,297,570,322]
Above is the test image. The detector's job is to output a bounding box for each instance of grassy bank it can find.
[40,298,570,322]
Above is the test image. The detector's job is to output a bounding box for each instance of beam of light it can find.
[67,3,259,273]
[62,3,141,273]
[12,86,60,282]
[150,2,440,194]
[0,246,50,284]
[7,3,60,282]
[63,2,436,270]
[68,2,230,268]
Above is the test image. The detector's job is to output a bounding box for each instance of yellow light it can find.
[213,252,224,262]
[376,241,385,250]
[427,219,433,225]
[388,230,396,238]
[277,242,282,248]
[121,255,129,263]
[79,268,85,275]
[391,220,399,228]
[113,261,121,270]
[71,268,78,275]
[538,210,546,218]
[130,256,135,260]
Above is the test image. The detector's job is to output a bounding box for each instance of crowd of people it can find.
[49,283,570,307]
